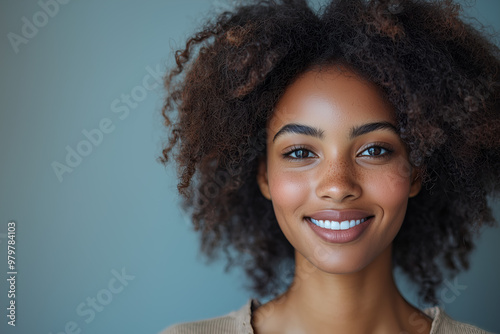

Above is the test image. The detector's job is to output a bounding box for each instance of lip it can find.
[308,209,372,222]
[305,216,374,244]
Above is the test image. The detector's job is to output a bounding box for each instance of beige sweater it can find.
[160,299,493,334]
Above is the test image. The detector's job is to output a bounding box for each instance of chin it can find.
[300,242,392,276]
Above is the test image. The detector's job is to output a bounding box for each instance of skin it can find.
[254,66,432,334]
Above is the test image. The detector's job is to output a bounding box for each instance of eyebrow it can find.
[272,121,398,142]
[272,123,324,142]
[349,121,398,139]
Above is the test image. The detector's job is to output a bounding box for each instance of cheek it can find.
[268,168,311,216]
[365,158,412,218]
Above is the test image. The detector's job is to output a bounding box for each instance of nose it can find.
[315,158,362,202]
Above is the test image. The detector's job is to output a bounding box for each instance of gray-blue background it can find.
[0,1,499,333]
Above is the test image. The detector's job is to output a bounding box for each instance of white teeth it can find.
[332,221,340,230]
[340,221,350,230]
[309,217,368,230]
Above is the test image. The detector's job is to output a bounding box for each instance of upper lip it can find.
[307,210,373,222]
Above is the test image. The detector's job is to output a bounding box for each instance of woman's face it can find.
[257,67,421,274]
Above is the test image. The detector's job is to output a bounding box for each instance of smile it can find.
[308,217,368,230]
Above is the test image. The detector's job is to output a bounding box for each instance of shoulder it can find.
[424,306,493,334]
[159,299,258,334]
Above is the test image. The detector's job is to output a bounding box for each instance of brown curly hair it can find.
[160,0,500,305]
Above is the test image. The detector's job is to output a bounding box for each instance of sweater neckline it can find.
[238,299,445,334]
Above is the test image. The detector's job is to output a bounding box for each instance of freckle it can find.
[328,160,336,174]
[357,168,368,178]
[327,160,356,180]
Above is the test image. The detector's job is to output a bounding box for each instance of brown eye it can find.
[359,146,392,157]
[283,147,316,160]
[294,149,310,159]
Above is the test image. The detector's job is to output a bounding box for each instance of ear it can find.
[409,167,422,198]
[257,156,272,200]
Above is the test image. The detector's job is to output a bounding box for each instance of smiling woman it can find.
[252,67,429,333]
[159,0,500,333]
[258,67,420,270]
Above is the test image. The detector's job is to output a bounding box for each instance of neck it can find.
[253,245,432,334]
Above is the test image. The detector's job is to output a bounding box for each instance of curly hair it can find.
[160,0,500,305]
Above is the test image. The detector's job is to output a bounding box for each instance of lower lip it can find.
[306,217,373,244]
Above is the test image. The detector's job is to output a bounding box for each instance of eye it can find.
[283,147,316,160]
[359,145,393,157]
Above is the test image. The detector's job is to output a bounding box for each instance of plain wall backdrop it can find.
[0,0,499,333]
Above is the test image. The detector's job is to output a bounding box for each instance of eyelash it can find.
[282,144,394,160]
[282,146,317,161]
[358,143,394,158]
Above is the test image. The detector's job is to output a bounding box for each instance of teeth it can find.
[332,220,340,230]
[309,217,368,230]
[340,221,349,230]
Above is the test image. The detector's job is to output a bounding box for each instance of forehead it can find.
[268,67,396,133]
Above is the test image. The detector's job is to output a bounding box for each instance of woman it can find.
[159,0,500,332]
